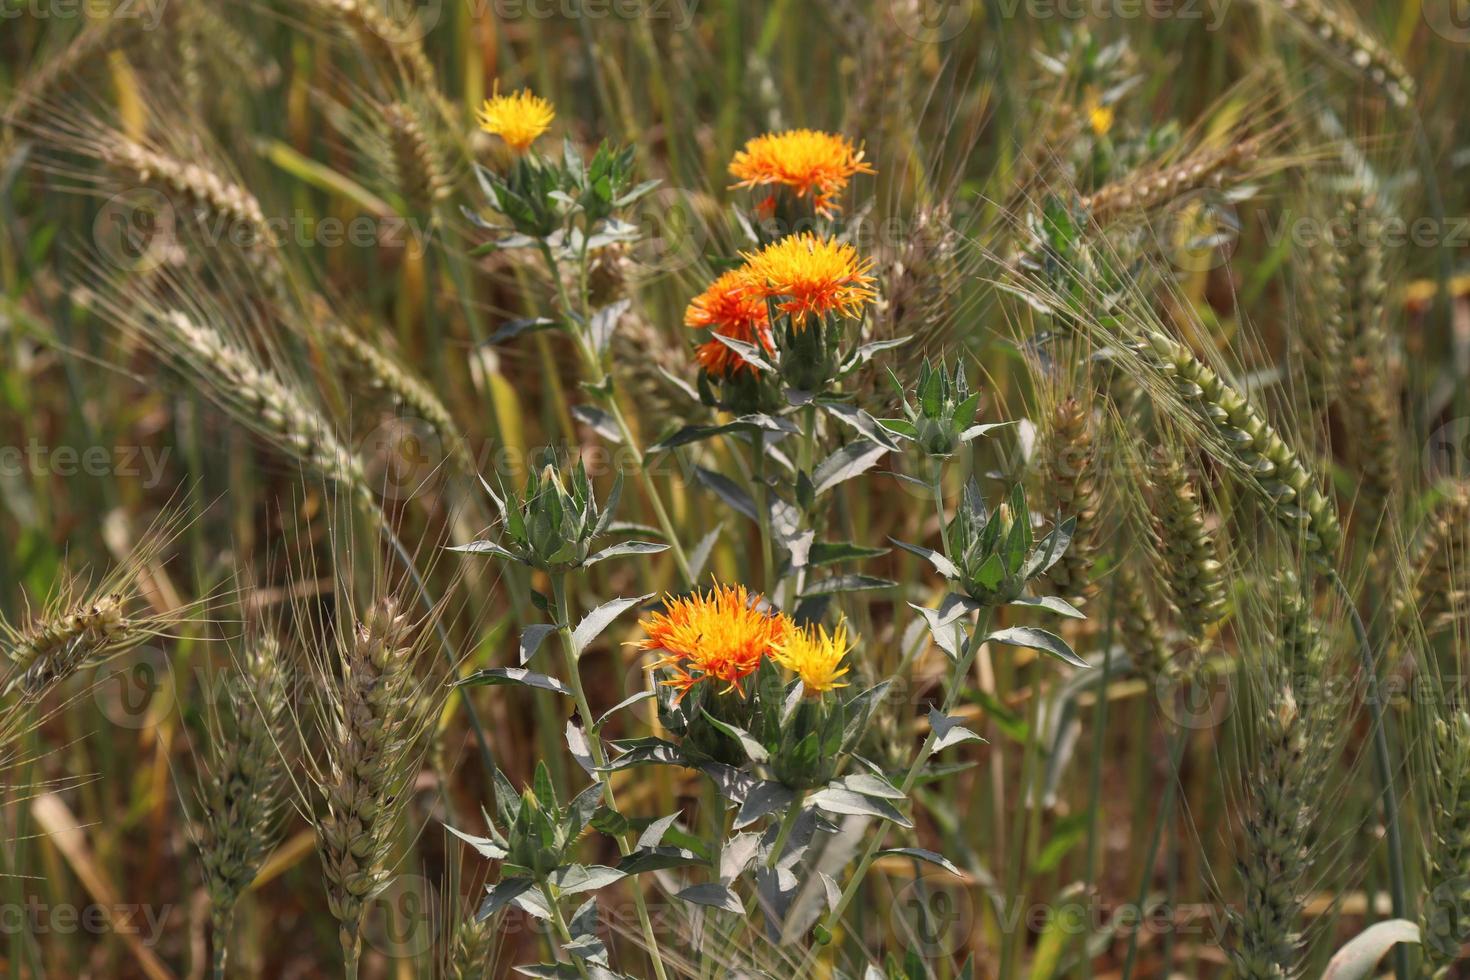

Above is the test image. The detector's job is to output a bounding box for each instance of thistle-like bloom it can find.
[636,584,789,701]
[477,83,554,152]
[772,622,853,695]
[685,269,773,378]
[729,129,875,216]
[740,233,877,322]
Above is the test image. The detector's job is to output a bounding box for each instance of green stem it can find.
[804,609,992,966]
[551,573,671,980]
[752,433,777,592]
[538,242,694,585]
[1330,568,1409,980]
[541,880,593,980]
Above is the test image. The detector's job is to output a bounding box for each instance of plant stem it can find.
[751,433,777,593]
[537,241,694,585]
[541,880,593,980]
[803,609,991,967]
[550,573,671,980]
[1330,568,1409,980]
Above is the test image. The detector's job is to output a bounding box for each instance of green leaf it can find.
[807,786,913,828]
[445,824,509,860]
[699,710,770,763]
[889,537,961,580]
[676,883,744,914]
[812,440,890,496]
[800,574,897,597]
[809,541,890,565]
[572,594,653,657]
[1007,595,1086,619]
[519,624,558,665]
[458,668,572,696]
[583,541,668,566]
[929,709,985,752]
[877,847,963,877]
[485,317,559,345]
[986,626,1088,669]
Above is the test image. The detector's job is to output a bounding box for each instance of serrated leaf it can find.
[986,626,1088,668]
[459,668,572,696]
[573,594,653,656]
[807,786,912,828]
[479,877,535,920]
[446,824,509,860]
[800,574,896,597]
[812,440,889,496]
[890,537,961,580]
[583,541,668,566]
[699,710,769,763]
[930,709,985,752]
[519,624,558,665]
[551,864,625,895]
[593,691,655,732]
[676,883,745,914]
[1007,595,1086,619]
[877,847,963,877]
[809,541,891,565]
[695,467,757,521]
[618,846,706,875]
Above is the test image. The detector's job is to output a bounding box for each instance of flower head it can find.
[729,129,875,216]
[740,233,876,322]
[685,269,774,378]
[477,82,555,152]
[772,622,853,695]
[636,583,789,701]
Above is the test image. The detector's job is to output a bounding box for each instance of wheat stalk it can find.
[313,596,431,977]
[199,632,290,979]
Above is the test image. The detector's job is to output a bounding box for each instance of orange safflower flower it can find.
[729,129,875,217]
[739,233,877,322]
[477,82,555,152]
[684,269,774,378]
[636,583,790,701]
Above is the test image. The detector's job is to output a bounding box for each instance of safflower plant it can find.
[449,95,1089,979]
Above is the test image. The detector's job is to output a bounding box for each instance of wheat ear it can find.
[1040,396,1102,603]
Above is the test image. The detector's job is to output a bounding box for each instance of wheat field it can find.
[2,1,1469,977]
